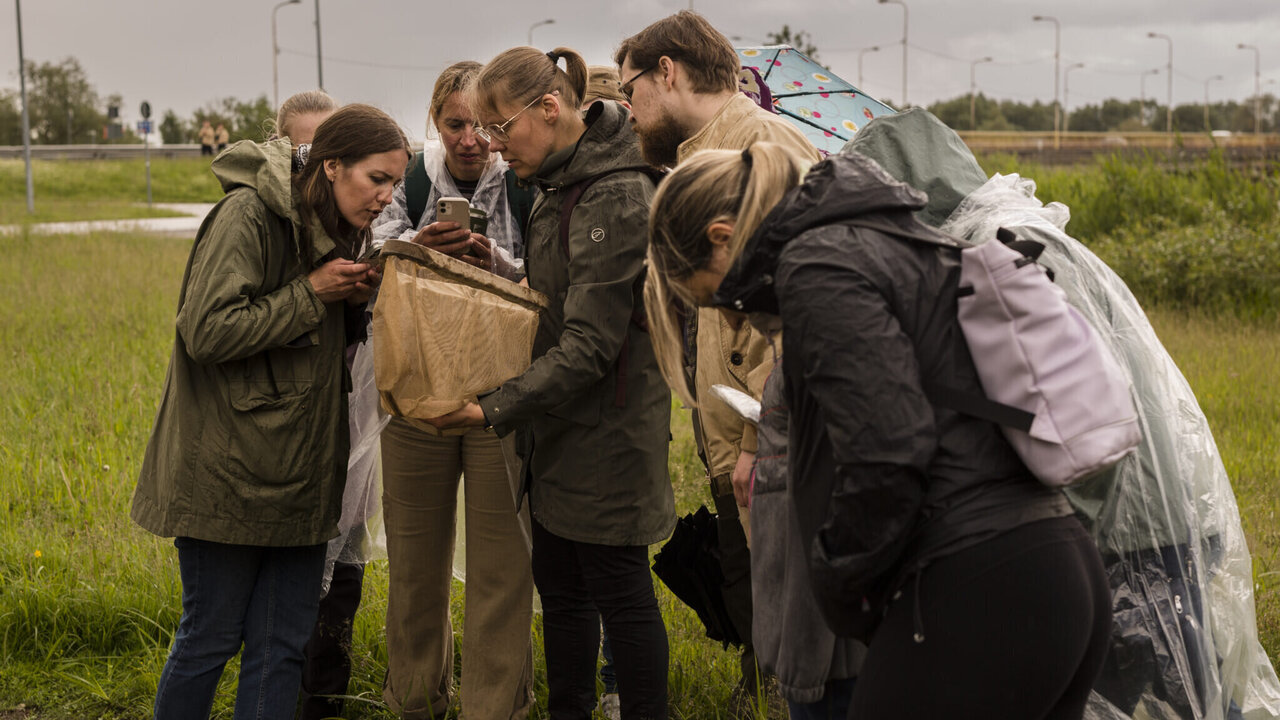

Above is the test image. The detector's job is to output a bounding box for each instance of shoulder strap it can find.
[405,151,431,228]
[557,166,664,259]
[504,169,536,239]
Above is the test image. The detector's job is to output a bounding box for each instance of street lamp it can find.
[970,56,993,131]
[1064,63,1084,133]
[14,0,33,212]
[1147,32,1173,133]
[858,45,880,90]
[1203,74,1223,132]
[314,0,323,90]
[1238,43,1261,134]
[1033,16,1060,148]
[272,0,301,109]
[528,18,554,47]
[878,0,908,107]
[1139,68,1160,128]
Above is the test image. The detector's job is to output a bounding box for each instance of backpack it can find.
[927,228,1140,487]
[554,165,665,408]
[403,151,537,234]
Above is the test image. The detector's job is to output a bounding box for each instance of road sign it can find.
[136,120,152,134]
[140,101,151,119]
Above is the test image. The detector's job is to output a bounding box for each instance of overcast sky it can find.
[1,0,1277,142]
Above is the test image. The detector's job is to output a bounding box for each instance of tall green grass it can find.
[0,157,222,225]
[1,232,1277,718]
[977,152,1280,318]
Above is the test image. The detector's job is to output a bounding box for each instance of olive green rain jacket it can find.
[131,139,351,547]
[480,101,675,547]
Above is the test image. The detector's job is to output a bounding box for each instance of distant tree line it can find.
[0,56,274,146]
[925,93,1278,134]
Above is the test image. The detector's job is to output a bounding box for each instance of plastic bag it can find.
[941,173,1280,720]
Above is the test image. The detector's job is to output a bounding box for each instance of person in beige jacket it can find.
[616,10,820,714]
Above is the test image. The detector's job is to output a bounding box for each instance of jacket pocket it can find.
[225,349,318,484]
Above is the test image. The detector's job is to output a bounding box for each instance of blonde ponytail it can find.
[645,142,808,404]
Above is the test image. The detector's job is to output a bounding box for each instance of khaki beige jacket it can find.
[676,93,820,486]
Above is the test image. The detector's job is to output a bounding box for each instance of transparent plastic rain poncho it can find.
[940,173,1280,720]
[321,333,389,596]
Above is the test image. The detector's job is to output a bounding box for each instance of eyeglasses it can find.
[476,91,556,144]
[620,66,657,101]
[621,66,657,101]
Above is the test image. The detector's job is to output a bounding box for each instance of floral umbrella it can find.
[736,45,897,156]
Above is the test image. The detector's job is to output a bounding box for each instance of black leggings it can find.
[849,515,1111,720]
[531,518,668,720]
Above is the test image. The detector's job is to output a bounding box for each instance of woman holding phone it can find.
[131,104,409,719]
[371,61,538,720]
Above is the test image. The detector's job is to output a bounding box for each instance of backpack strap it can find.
[504,169,537,239]
[555,165,664,407]
[404,151,431,228]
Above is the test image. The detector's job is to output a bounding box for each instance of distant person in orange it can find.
[215,123,230,153]
[197,120,215,156]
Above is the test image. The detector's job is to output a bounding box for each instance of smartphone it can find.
[355,243,384,270]
[436,196,471,233]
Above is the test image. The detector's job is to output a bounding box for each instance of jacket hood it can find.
[211,138,298,222]
[714,151,962,315]
[534,100,649,189]
[840,107,988,229]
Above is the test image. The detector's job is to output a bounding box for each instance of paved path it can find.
[0,203,216,236]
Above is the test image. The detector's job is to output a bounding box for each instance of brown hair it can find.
[472,46,588,117]
[645,142,806,404]
[583,65,627,105]
[293,103,410,257]
[614,11,739,95]
[272,89,338,141]
[430,61,482,130]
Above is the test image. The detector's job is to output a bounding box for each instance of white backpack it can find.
[934,228,1140,487]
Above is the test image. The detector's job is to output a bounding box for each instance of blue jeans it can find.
[787,677,856,720]
[154,537,326,720]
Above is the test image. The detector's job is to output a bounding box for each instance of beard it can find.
[636,107,687,169]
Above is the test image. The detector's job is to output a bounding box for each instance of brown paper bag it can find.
[372,239,548,420]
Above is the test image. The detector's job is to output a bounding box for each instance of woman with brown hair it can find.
[131,103,409,719]
[644,142,1112,720]
[372,60,536,720]
[424,46,674,720]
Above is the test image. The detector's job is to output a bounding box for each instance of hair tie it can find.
[741,147,753,166]
[546,50,560,65]
[737,148,753,198]
[292,143,311,173]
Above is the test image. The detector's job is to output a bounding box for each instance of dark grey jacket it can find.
[714,151,1072,639]
[480,101,674,546]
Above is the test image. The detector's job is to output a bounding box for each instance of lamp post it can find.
[1238,43,1260,134]
[858,45,880,90]
[1032,16,1060,148]
[1139,68,1159,128]
[313,0,323,90]
[272,0,301,109]
[528,18,554,47]
[1203,74,1223,132]
[878,0,908,107]
[970,56,993,131]
[14,0,33,212]
[1064,62,1084,133]
[1147,32,1173,133]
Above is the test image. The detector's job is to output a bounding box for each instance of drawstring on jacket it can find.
[911,562,928,643]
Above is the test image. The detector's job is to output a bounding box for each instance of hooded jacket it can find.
[714,151,1072,639]
[479,101,675,547]
[131,138,351,547]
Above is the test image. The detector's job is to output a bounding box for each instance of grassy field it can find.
[0,231,1277,718]
[0,157,222,225]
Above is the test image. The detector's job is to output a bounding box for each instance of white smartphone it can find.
[436,196,471,233]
